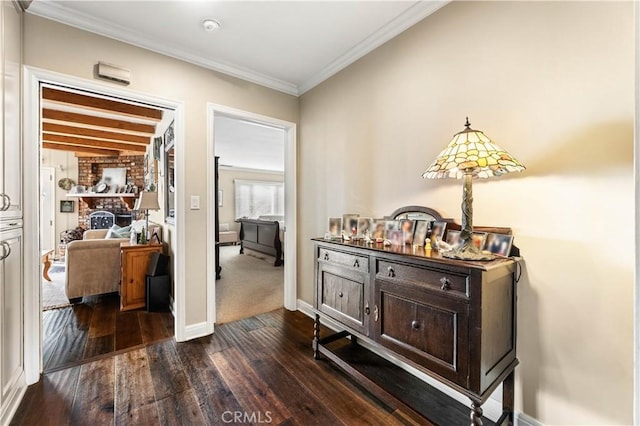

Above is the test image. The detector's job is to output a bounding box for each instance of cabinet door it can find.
[317,262,369,335]
[0,228,24,410]
[374,278,469,387]
[0,1,22,220]
[121,247,158,311]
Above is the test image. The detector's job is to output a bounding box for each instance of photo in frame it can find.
[483,233,514,257]
[472,232,488,250]
[328,217,342,238]
[371,219,386,240]
[430,221,447,245]
[342,214,359,238]
[413,220,429,246]
[446,230,461,247]
[60,200,74,213]
[357,217,373,239]
[400,219,415,245]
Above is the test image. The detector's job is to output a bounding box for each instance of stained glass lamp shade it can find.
[422,118,525,260]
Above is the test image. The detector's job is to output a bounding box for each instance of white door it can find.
[40,167,55,251]
[0,227,25,422]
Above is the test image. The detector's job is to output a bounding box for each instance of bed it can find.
[238,218,284,266]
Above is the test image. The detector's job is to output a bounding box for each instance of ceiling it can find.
[214,115,284,172]
[26,1,448,96]
[40,85,168,157]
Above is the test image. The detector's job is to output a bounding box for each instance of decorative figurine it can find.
[363,230,373,245]
[383,239,392,247]
[341,230,350,242]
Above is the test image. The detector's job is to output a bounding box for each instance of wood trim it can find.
[42,133,147,152]
[42,123,151,144]
[42,109,156,134]
[42,87,163,121]
[42,142,119,156]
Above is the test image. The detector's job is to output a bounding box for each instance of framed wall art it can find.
[60,200,74,213]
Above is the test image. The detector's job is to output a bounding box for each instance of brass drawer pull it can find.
[324,252,329,261]
[411,320,420,330]
[387,266,395,278]
[440,277,451,291]
[338,292,343,298]
[353,259,359,268]
[365,301,370,315]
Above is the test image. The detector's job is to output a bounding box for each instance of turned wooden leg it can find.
[42,256,52,282]
[313,314,321,359]
[470,401,483,426]
[502,370,515,426]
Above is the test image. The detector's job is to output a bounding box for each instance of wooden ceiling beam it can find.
[42,87,163,121]
[42,109,156,135]
[43,123,150,145]
[43,142,120,157]
[43,133,147,153]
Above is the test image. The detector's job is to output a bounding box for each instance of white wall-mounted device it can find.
[96,62,131,85]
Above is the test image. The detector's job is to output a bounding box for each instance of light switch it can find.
[190,195,200,210]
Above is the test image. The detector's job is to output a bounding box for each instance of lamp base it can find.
[441,241,495,261]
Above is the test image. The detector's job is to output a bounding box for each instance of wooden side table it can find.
[120,243,163,311]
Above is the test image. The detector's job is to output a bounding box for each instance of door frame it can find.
[22,66,187,384]
[39,166,55,252]
[206,103,297,329]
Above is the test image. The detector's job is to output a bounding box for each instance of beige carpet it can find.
[216,245,284,324]
[42,263,71,310]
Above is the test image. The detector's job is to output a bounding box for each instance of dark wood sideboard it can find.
[312,238,519,425]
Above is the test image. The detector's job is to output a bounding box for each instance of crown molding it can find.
[297,1,449,95]
[26,1,300,96]
[27,1,449,97]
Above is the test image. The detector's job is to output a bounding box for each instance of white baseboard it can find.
[181,320,213,341]
[517,411,544,426]
[0,379,27,426]
[296,299,506,423]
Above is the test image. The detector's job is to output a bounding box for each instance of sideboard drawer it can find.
[376,259,469,299]
[319,247,369,273]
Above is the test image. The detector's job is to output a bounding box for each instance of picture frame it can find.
[357,217,373,239]
[430,220,447,245]
[483,233,514,257]
[446,230,461,247]
[371,219,386,240]
[342,214,359,238]
[60,200,74,213]
[400,219,415,245]
[413,220,429,246]
[472,232,488,250]
[387,229,404,246]
[385,220,401,235]
[328,217,342,237]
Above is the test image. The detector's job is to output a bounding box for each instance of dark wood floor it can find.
[15,308,423,425]
[42,293,174,372]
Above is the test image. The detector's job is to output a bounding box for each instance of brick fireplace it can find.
[77,155,145,228]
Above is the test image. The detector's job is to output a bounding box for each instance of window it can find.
[234,179,284,219]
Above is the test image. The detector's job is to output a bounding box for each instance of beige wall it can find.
[24,15,299,326]
[299,1,634,424]
[217,168,284,232]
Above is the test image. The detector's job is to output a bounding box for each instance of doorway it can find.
[23,67,186,383]
[207,104,297,327]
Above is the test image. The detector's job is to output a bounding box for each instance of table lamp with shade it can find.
[422,118,525,260]
[134,191,160,243]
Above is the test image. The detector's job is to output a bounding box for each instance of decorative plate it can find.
[96,182,108,193]
[57,178,75,191]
